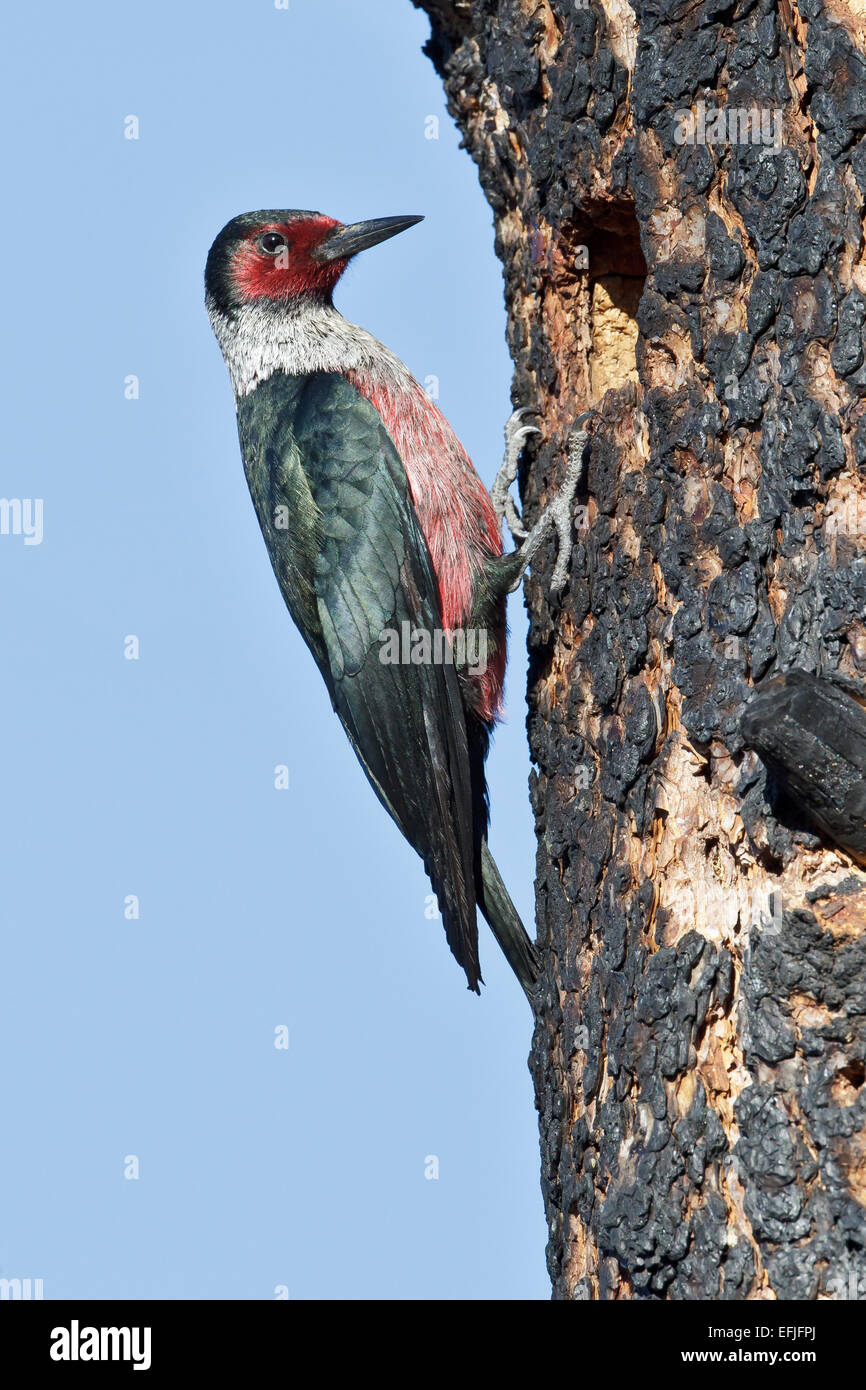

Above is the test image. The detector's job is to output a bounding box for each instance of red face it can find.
[230,215,347,302]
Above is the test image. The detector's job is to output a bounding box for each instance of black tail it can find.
[464,710,539,1003]
[477,841,540,1003]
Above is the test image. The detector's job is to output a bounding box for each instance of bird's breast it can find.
[345,368,506,722]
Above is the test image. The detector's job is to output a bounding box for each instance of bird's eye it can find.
[257,232,289,256]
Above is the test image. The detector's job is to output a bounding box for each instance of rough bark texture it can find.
[413,0,866,1299]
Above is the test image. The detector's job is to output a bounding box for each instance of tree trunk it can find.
[413,0,866,1300]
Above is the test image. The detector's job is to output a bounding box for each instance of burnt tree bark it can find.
[413,0,866,1299]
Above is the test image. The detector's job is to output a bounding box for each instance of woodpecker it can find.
[205,209,589,1001]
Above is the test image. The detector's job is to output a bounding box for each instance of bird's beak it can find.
[314,215,424,263]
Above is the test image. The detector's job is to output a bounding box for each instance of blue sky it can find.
[0,0,547,1299]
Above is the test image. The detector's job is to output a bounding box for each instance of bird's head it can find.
[205,209,423,314]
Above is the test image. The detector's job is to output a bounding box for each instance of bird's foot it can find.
[491,407,541,543]
[505,412,594,595]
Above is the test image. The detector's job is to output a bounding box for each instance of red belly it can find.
[345,369,507,724]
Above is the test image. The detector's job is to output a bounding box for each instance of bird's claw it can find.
[506,405,542,438]
[504,496,528,541]
[493,406,596,596]
[500,411,595,597]
[548,414,595,594]
[548,483,579,595]
[492,407,542,541]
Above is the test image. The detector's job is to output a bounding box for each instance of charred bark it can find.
[413,0,866,1300]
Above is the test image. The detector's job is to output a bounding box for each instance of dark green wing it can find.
[237,370,481,990]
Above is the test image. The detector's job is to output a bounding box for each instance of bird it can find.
[205,208,590,1002]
